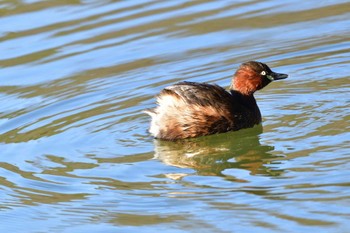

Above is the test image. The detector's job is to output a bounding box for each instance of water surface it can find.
[0,1,350,232]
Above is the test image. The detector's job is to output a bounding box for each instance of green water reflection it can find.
[154,125,283,178]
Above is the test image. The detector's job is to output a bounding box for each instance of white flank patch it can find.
[148,93,185,138]
[157,94,180,108]
[149,114,160,137]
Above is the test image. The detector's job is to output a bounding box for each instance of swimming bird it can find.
[144,61,288,140]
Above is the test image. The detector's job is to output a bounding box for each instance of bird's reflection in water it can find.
[153,125,283,180]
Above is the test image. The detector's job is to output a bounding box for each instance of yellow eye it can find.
[261,71,266,75]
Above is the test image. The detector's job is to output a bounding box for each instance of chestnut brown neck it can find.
[230,69,265,96]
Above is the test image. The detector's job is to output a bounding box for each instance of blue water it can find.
[0,1,349,232]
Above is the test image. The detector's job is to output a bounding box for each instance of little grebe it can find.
[145,61,288,140]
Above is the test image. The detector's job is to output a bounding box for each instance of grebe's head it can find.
[231,61,288,95]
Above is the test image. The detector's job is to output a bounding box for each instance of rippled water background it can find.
[1,1,350,232]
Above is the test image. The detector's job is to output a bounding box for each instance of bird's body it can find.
[145,61,288,140]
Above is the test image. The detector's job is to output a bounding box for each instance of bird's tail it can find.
[142,108,156,117]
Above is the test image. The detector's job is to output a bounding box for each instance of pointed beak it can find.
[269,72,288,81]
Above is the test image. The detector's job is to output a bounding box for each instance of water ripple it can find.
[1,1,350,232]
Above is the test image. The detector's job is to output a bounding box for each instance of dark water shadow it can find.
[153,125,283,178]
